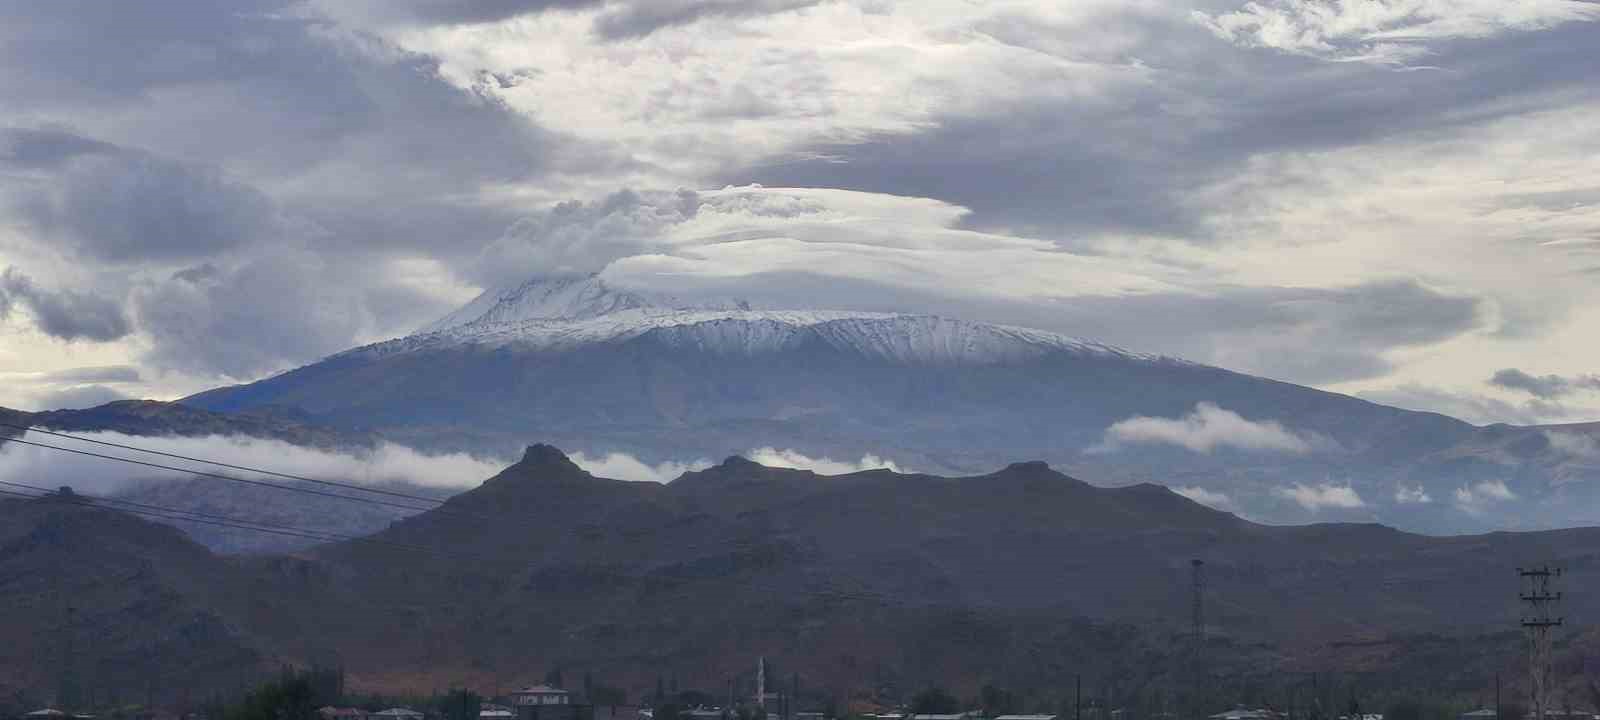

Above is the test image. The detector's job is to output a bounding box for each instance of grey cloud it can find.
[1489,368,1600,399]
[1,128,276,263]
[1358,384,1578,426]
[32,385,131,411]
[0,0,596,259]
[0,269,132,342]
[133,253,410,379]
[1195,0,1600,64]
[472,189,700,285]
[321,0,822,39]
[1031,281,1480,384]
[0,126,118,169]
[1009,280,1481,384]
[40,365,143,385]
[593,0,823,40]
[744,17,1600,240]
[315,0,600,27]
[0,0,616,380]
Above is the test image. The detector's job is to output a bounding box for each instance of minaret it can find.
[757,657,767,712]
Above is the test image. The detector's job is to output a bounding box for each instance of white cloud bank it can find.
[1275,482,1366,510]
[746,447,909,475]
[1545,430,1600,459]
[0,430,917,499]
[1454,479,1518,514]
[1096,402,1327,454]
[1195,0,1600,64]
[1172,485,1235,510]
[569,451,714,483]
[572,447,910,483]
[1395,484,1434,504]
[0,430,510,497]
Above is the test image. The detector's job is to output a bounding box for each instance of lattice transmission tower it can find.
[1191,559,1205,648]
[1519,566,1564,720]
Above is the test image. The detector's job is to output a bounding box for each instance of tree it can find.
[912,688,960,715]
[224,671,319,720]
[982,686,1017,717]
[590,686,627,708]
[678,692,715,709]
[1385,700,1424,720]
[440,689,483,720]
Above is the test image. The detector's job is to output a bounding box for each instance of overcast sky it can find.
[2,0,1598,424]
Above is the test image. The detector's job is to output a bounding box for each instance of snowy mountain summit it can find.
[420,274,750,333]
[400,273,1151,366]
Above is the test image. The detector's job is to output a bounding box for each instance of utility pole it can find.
[1495,673,1501,720]
[1190,560,1206,720]
[60,603,80,711]
[1520,567,1564,720]
[1076,675,1082,720]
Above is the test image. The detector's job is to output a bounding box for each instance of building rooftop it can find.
[514,686,571,695]
[1210,709,1279,720]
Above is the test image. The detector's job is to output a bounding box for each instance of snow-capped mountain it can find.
[182,273,1600,534]
[388,274,1157,365]
[418,274,752,334]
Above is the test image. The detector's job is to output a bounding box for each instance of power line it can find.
[0,435,438,514]
[0,428,588,534]
[0,422,450,506]
[0,480,467,560]
[0,475,910,610]
[0,428,981,610]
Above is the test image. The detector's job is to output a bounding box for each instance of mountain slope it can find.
[3,399,378,449]
[271,448,1600,689]
[179,274,1538,531]
[3,447,1595,702]
[0,401,445,553]
[0,492,281,702]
